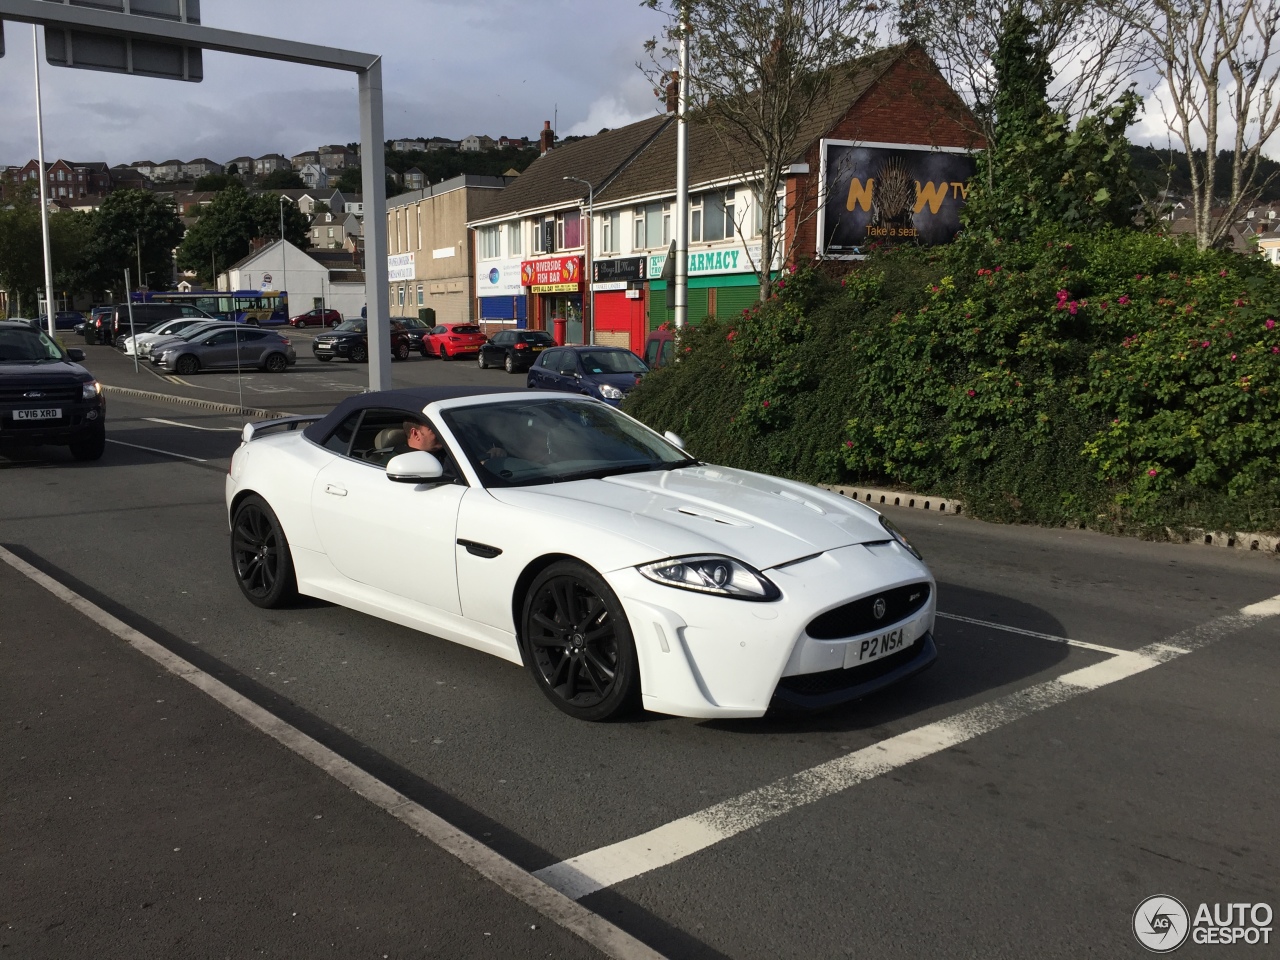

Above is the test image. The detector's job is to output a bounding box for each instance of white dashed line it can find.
[936,611,1128,655]
[105,439,207,462]
[143,417,243,432]
[534,598,1280,900]
[0,546,665,960]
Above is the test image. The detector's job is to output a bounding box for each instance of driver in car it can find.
[398,417,457,480]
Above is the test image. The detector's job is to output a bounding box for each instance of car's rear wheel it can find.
[394,342,410,361]
[263,352,288,373]
[477,351,488,369]
[350,343,368,363]
[69,423,105,462]
[505,353,517,374]
[230,495,297,609]
[521,561,640,721]
[440,344,452,361]
[174,354,200,375]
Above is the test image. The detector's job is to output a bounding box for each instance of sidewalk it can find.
[0,559,602,960]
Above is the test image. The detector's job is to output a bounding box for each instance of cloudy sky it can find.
[0,0,670,167]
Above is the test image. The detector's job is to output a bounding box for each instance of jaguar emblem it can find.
[872,597,887,620]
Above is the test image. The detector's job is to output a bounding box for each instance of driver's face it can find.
[404,420,442,452]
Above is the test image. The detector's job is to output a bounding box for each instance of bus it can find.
[132,290,289,326]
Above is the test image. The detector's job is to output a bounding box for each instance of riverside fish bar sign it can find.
[819,140,976,256]
[520,256,582,292]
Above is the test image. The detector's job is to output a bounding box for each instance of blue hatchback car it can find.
[526,345,650,406]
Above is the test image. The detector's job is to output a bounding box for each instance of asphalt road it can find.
[2,381,1277,959]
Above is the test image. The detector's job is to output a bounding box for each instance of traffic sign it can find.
[41,0,203,82]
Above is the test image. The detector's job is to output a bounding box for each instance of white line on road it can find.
[936,611,1127,656]
[143,417,242,432]
[0,546,665,960]
[105,439,207,463]
[533,597,1280,900]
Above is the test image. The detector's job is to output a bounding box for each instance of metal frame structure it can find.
[0,0,393,389]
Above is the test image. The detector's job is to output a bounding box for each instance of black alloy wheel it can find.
[394,342,410,361]
[230,495,297,609]
[504,353,517,374]
[350,342,368,363]
[174,354,200,375]
[263,352,288,373]
[69,423,106,461]
[521,561,640,721]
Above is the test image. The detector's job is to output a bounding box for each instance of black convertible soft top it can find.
[301,386,526,444]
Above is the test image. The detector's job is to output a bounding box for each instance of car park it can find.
[105,302,215,345]
[527,345,649,406]
[138,320,243,359]
[39,310,87,332]
[0,320,105,460]
[289,308,343,328]
[311,319,412,363]
[477,328,556,373]
[120,317,222,357]
[226,387,937,721]
[152,328,296,375]
[423,322,487,360]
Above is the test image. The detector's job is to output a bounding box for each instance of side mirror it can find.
[66,348,86,361]
[386,450,446,483]
[664,430,687,450]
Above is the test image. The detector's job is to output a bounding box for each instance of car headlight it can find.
[81,380,101,400]
[638,555,780,601]
[598,383,624,400]
[880,515,922,559]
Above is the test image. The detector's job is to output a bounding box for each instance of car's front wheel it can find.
[316,355,332,362]
[504,353,517,374]
[521,561,640,721]
[394,342,410,361]
[174,354,200,375]
[350,343,368,363]
[263,352,288,373]
[69,423,105,461]
[230,495,297,609]
[477,351,488,369]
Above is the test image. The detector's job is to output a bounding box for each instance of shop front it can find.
[591,256,648,351]
[646,242,765,331]
[475,256,528,333]
[521,255,584,343]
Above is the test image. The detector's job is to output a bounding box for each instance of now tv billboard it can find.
[818,140,976,257]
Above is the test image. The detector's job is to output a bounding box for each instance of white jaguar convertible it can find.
[226,387,937,721]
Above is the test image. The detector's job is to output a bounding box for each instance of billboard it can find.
[819,140,976,257]
[42,0,204,82]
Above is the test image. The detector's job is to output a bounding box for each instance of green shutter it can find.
[711,285,759,320]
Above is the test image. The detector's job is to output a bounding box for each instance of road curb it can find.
[823,483,964,515]
[102,384,297,420]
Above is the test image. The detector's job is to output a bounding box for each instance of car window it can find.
[432,326,447,335]
[0,328,64,363]
[660,339,674,366]
[537,349,557,368]
[644,339,660,366]
[491,331,509,345]
[334,320,365,333]
[556,353,579,376]
[517,331,553,344]
[205,330,240,345]
[238,330,268,342]
[580,350,648,374]
[323,412,361,456]
[451,325,482,335]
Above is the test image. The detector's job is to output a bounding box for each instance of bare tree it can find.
[1116,0,1280,249]
[642,0,882,298]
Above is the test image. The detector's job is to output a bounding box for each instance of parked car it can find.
[105,302,214,345]
[423,322,487,360]
[226,388,937,721]
[527,346,649,406]
[643,328,676,369]
[395,315,433,353]
[139,320,243,359]
[0,320,105,460]
[78,307,112,340]
[152,328,296,375]
[477,328,556,373]
[121,317,221,357]
[311,319,412,363]
[289,308,343,328]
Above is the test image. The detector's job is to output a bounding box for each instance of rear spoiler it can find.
[241,414,323,444]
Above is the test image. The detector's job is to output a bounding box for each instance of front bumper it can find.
[0,401,105,445]
[313,340,352,359]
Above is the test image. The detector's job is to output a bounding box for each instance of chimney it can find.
[666,71,679,113]
[540,121,554,156]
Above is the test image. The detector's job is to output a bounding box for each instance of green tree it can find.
[259,168,306,190]
[175,183,310,285]
[335,167,362,194]
[193,172,239,192]
[0,182,98,310]
[78,188,185,296]
[961,10,1141,241]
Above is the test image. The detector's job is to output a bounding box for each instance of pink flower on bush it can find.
[1068,301,1079,315]
[1147,468,1159,477]
[788,264,797,274]
[844,441,853,448]
[1231,353,1237,361]
[1202,340,1211,348]
[762,400,770,408]
[1220,270,1228,277]
[1118,295,1130,305]
[967,389,976,397]
[1267,318,1276,330]
[1274,346,1280,353]
[726,330,737,342]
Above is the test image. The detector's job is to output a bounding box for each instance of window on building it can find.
[634,201,670,250]
[556,210,581,250]
[327,228,335,238]
[507,221,522,256]
[479,225,502,259]
[599,210,620,254]
[398,286,406,306]
[417,285,424,306]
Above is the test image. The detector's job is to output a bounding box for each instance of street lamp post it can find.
[278,194,289,314]
[562,176,594,345]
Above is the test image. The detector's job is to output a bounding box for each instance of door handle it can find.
[325,484,347,497]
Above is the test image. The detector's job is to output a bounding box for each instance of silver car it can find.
[141,320,243,359]
[153,328,297,375]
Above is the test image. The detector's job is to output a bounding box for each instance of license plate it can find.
[14,408,61,421]
[846,625,915,667]
[532,345,546,351]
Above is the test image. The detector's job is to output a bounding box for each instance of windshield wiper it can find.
[552,463,655,483]
[654,458,699,471]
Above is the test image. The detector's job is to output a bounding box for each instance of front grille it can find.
[776,642,922,697]
[805,582,931,640]
[0,383,81,405]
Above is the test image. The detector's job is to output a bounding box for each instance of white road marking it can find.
[534,597,1280,900]
[936,611,1127,656]
[143,417,242,433]
[105,439,207,463]
[0,546,665,960]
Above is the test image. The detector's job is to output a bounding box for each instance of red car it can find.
[290,308,343,328]
[424,322,488,360]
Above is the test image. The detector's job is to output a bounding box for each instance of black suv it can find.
[0,321,106,461]
[312,319,412,363]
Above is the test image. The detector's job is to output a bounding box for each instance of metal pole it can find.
[674,6,690,330]
[136,230,143,291]
[563,176,595,345]
[279,195,288,318]
[33,26,56,339]
[124,268,139,373]
[360,58,392,392]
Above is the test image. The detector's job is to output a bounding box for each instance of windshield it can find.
[334,320,366,333]
[578,350,649,375]
[442,397,693,488]
[517,331,555,345]
[399,317,428,328]
[0,328,66,364]
[449,325,482,335]
[175,323,235,341]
